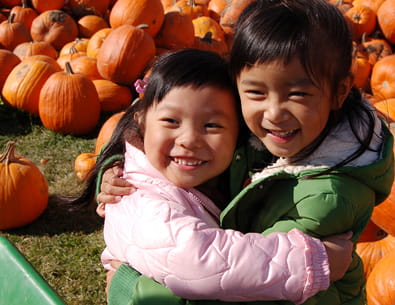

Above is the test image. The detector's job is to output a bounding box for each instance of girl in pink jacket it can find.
[76,49,352,304]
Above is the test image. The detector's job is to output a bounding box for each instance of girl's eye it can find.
[205,123,223,129]
[289,91,308,97]
[161,118,178,125]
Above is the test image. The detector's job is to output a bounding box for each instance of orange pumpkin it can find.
[2,58,60,115]
[358,35,393,66]
[207,0,228,22]
[373,98,395,122]
[9,0,38,31]
[86,27,112,58]
[30,10,79,50]
[352,0,386,13]
[370,179,395,236]
[366,253,395,304]
[0,49,20,91]
[13,40,58,61]
[95,111,125,155]
[370,54,395,100]
[57,45,87,70]
[377,0,395,44]
[168,0,209,19]
[0,0,22,8]
[0,141,48,230]
[220,0,254,36]
[74,152,96,181]
[358,218,387,243]
[59,38,89,57]
[154,11,195,50]
[23,54,61,70]
[67,0,111,18]
[39,62,101,135]
[356,235,395,279]
[77,14,109,38]
[0,13,31,50]
[30,0,65,13]
[351,48,372,90]
[97,24,156,85]
[344,5,377,40]
[109,0,165,38]
[69,55,103,80]
[93,79,132,112]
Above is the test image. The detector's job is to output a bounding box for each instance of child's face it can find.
[237,56,335,158]
[142,85,239,188]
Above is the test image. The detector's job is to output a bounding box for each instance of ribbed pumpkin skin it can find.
[38,64,101,135]
[2,59,59,115]
[97,24,156,86]
[95,111,125,155]
[0,142,48,230]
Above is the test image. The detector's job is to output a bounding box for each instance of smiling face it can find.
[141,85,239,188]
[237,57,336,158]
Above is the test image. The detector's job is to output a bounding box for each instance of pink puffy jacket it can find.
[101,142,330,304]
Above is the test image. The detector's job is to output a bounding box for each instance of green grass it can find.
[0,101,111,305]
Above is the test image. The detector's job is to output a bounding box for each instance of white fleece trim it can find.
[252,100,382,181]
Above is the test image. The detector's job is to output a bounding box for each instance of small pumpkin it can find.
[74,152,96,181]
[358,34,393,66]
[168,0,209,19]
[207,0,228,22]
[93,79,132,112]
[30,10,79,50]
[97,24,156,85]
[30,0,65,13]
[86,27,112,58]
[351,47,372,90]
[13,40,58,61]
[57,45,87,70]
[352,0,386,13]
[69,55,103,80]
[0,49,21,91]
[9,0,38,31]
[77,14,109,38]
[358,218,387,243]
[344,5,377,40]
[39,62,101,135]
[0,13,31,50]
[59,38,89,57]
[366,253,395,304]
[377,0,395,44]
[373,98,395,122]
[68,0,111,19]
[95,111,125,155]
[0,141,48,230]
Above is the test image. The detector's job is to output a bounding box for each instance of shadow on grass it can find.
[0,103,40,136]
[4,195,104,237]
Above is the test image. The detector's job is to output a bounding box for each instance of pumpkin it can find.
[59,38,89,57]
[352,0,386,13]
[373,98,395,122]
[356,234,395,279]
[0,0,22,8]
[370,54,395,100]
[370,178,395,236]
[358,34,393,66]
[86,27,112,58]
[95,111,125,155]
[23,54,61,70]
[0,49,21,91]
[97,24,156,86]
[93,79,132,112]
[67,0,111,19]
[377,0,395,44]
[193,15,225,41]
[69,55,103,80]
[30,10,79,50]
[358,218,387,243]
[351,47,372,90]
[161,0,177,11]
[168,0,209,19]
[9,0,38,31]
[109,0,165,38]
[57,45,86,70]
[0,13,31,50]
[366,253,395,304]
[344,5,377,40]
[2,58,60,115]
[207,0,228,22]
[220,0,254,37]
[30,0,65,13]
[154,11,195,50]
[0,141,48,230]
[77,14,109,38]
[39,62,101,135]
[74,152,96,181]
[13,40,58,61]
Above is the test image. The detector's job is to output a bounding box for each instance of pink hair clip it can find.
[134,77,149,94]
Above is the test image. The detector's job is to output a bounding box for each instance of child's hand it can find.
[96,165,134,204]
[105,260,124,295]
[322,231,353,282]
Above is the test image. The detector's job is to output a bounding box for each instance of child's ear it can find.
[333,74,354,110]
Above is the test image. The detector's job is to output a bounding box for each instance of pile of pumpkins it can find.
[0,0,395,302]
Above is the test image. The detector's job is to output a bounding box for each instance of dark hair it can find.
[72,48,240,208]
[230,0,381,173]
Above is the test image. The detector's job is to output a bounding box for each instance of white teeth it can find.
[271,129,298,137]
[173,158,204,166]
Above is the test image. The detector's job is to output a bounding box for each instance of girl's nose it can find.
[264,97,288,123]
[175,128,204,149]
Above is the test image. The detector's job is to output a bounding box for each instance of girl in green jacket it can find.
[96,0,394,304]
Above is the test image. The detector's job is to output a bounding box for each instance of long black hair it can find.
[72,48,241,208]
[229,0,382,173]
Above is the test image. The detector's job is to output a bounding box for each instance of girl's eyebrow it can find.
[240,77,314,87]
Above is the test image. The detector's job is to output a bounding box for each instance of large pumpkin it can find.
[96,24,156,86]
[366,253,395,304]
[370,179,395,236]
[0,141,48,230]
[370,54,395,100]
[13,40,58,61]
[39,62,101,135]
[356,234,395,279]
[95,111,125,155]
[2,58,60,115]
[93,79,132,112]
[109,0,165,37]
[377,0,395,44]
[0,49,21,91]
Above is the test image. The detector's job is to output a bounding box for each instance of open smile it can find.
[171,157,206,166]
[266,128,299,138]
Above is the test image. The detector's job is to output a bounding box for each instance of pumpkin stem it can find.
[65,62,74,75]
[137,24,149,29]
[21,0,28,8]
[0,141,17,165]
[188,0,196,6]
[202,31,213,42]
[8,13,15,24]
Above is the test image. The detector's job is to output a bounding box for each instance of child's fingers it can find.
[97,192,122,204]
